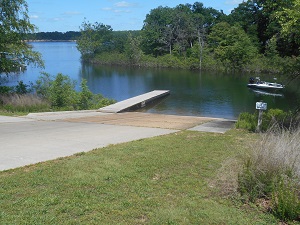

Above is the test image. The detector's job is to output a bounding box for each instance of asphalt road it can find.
[0,111,235,171]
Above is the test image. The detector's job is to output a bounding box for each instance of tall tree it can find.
[276,0,300,81]
[229,0,298,56]
[276,0,300,45]
[171,4,195,56]
[208,22,257,69]
[0,0,43,74]
[77,20,113,57]
[141,6,175,56]
[124,33,143,64]
[227,1,260,44]
[192,2,226,30]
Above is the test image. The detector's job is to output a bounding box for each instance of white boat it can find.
[247,77,284,90]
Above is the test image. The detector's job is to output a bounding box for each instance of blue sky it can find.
[27,0,244,32]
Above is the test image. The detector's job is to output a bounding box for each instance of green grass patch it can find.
[0,130,280,224]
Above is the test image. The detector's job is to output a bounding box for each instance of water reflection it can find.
[249,88,284,97]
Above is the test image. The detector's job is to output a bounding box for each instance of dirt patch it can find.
[63,112,215,130]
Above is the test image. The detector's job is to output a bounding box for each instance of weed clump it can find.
[238,125,300,222]
[0,93,50,113]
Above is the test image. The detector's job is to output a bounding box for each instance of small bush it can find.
[0,86,13,94]
[236,112,257,132]
[48,73,78,109]
[78,79,93,110]
[272,177,300,221]
[34,73,114,111]
[236,109,296,132]
[14,81,32,94]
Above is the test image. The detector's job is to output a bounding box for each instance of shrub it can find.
[14,81,32,94]
[157,54,186,68]
[0,86,13,94]
[90,95,115,109]
[38,73,116,110]
[236,109,296,132]
[235,112,257,132]
[34,72,53,99]
[1,74,114,113]
[48,73,78,109]
[78,79,93,110]
[272,177,300,221]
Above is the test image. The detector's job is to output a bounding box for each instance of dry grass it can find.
[252,125,300,179]
[0,93,46,106]
[238,125,300,221]
[0,93,50,113]
[209,157,242,197]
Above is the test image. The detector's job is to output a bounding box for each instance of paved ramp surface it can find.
[188,120,236,133]
[0,118,177,171]
[0,111,235,171]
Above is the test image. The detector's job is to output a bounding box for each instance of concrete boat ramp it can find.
[99,90,170,113]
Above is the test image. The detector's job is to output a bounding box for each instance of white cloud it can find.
[63,11,82,16]
[30,15,39,19]
[114,9,131,13]
[114,1,133,8]
[51,17,64,22]
[225,0,244,5]
[102,1,136,13]
[102,7,112,11]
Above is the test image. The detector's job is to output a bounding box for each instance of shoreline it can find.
[26,40,76,42]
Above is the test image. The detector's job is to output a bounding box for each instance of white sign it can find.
[256,102,267,110]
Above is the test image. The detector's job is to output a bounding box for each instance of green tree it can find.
[276,0,300,45]
[141,6,175,56]
[0,0,43,73]
[229,0,298,56]
[208,22,257,69]
[124,33,143,64]
[141,2,226,59]
[276,0,300,81]
[76,20,113,57]
[227,1,260,44]
[191,2,226,30]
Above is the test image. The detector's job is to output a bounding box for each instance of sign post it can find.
[256,101,267,132]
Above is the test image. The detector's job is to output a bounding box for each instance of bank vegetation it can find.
[0,73,115,115]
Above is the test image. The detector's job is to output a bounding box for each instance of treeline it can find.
[76,1,300,76]
[26,31,81,41]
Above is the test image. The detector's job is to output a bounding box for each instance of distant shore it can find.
[26,40,76,42]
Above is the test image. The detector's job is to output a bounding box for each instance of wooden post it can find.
[257,109,263,132]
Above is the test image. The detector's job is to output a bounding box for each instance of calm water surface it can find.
[2,42,299,119]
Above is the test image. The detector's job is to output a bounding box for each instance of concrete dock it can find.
[98,90,170,113]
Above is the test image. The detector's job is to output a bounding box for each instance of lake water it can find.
[1,41,299,119]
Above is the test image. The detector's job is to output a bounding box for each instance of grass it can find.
[0,130,281,224]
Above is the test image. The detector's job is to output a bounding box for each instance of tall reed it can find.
[0,93,50,112]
